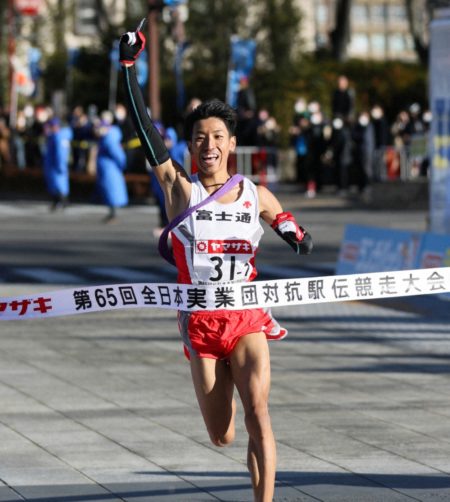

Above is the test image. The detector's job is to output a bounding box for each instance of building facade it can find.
[300,0,420,61]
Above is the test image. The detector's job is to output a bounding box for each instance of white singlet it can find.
[171,176,263,285]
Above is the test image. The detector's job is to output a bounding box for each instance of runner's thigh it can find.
[229,332,271,410]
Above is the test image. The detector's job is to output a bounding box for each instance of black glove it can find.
[271,212,313,255]
[119,30,146,65]
[280,230,313,255]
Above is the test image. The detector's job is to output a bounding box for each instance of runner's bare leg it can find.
[230,332,276,502]
[190,356,236,446]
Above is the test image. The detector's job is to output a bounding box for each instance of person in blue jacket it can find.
[95,114,128,223]
[150,125,188,237]
[43,117,72,211]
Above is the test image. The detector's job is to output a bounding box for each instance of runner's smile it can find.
[192,118,235,175]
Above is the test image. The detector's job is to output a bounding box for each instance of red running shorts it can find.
[178,308,287,360]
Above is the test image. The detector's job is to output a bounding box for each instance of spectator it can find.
[12,109,27,170]
[43,117,72,211]
[70,106,93,173]
[293,97,307,123]
[352,111,375,193]
[329,116,353,195]
[25,105,49,168]
[114,102,145,173]
[370,105,390,181]
[371,105,390,148]
[184,97,202,115]
[0,116,11,170]
[165,126,187,167]
[305,106,327,197]
[406,103,425,135]
[256,109,280,148]
[236,76,258,145]
[391,110,411,149]
[331,75,355,123]
[290,112,310,186]
[95,112,128,223]
[405,103,427,177]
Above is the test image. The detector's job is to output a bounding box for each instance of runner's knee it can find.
[209,429,235,447]
[244,404,271,438]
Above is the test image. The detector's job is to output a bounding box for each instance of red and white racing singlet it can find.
[171,176,263,285]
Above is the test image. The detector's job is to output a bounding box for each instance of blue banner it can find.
[418,232,450,268]
[226,37,256,108]
[429,14,450,234]
[336,225,424,275]
[337,224,450,303]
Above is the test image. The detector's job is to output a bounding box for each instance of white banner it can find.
[0,267,449,321]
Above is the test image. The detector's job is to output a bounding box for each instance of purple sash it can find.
[158,174,244,266]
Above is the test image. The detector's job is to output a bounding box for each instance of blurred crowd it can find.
[233,74,431,198]
[0,74,431,209]
[0,101,193,224]
[0,102,150,175]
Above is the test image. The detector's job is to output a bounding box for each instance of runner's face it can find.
[190,117,236,177]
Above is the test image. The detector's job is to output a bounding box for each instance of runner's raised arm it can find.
[119,26,191,219]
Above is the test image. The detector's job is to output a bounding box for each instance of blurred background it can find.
[0,0,447,224]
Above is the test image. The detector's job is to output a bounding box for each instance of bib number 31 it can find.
[209,256,251,282]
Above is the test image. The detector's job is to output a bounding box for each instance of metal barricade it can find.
[373,135,429,182]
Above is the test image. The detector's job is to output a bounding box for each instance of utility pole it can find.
[148,0,162,121]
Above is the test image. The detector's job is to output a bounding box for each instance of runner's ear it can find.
[229,135,236,153]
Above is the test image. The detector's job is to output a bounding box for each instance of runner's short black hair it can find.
[185,99,237,140]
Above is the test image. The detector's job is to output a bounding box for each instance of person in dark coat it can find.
[43,117,72,210]
[331,75,355,123]
[95,114,128,223]
[330,117,353,195]
[236,76,258,146]
[352,111,375,193]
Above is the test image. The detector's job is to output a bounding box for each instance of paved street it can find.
[1,189,449,501]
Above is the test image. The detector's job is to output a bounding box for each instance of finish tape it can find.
[0,267,448,321]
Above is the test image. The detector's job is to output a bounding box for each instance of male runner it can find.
[119,26,312,502]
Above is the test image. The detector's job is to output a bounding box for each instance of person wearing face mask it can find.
[370,105,390,182]
[114,103,145,174]
[329,116,353,195]
[352,111,375,195]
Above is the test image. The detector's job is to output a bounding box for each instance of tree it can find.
[184,0,246,100]
[330,0,353,61]
[405,0,431,66]
[259,0,303,73]
[0,1,7,107]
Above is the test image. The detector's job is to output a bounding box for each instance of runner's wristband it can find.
[122,65,170,167]
[271,212,313,255]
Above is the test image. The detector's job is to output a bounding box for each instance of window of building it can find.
[405,34,414,51]
[369,4,386,24]
[389,33,406,52]
[371,33,386,55]
[351,4,369,24]
[388,4,407,22]
[350,33,370,54]
[316,4,329,25]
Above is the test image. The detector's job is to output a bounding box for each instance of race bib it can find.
[193,239,253,284]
